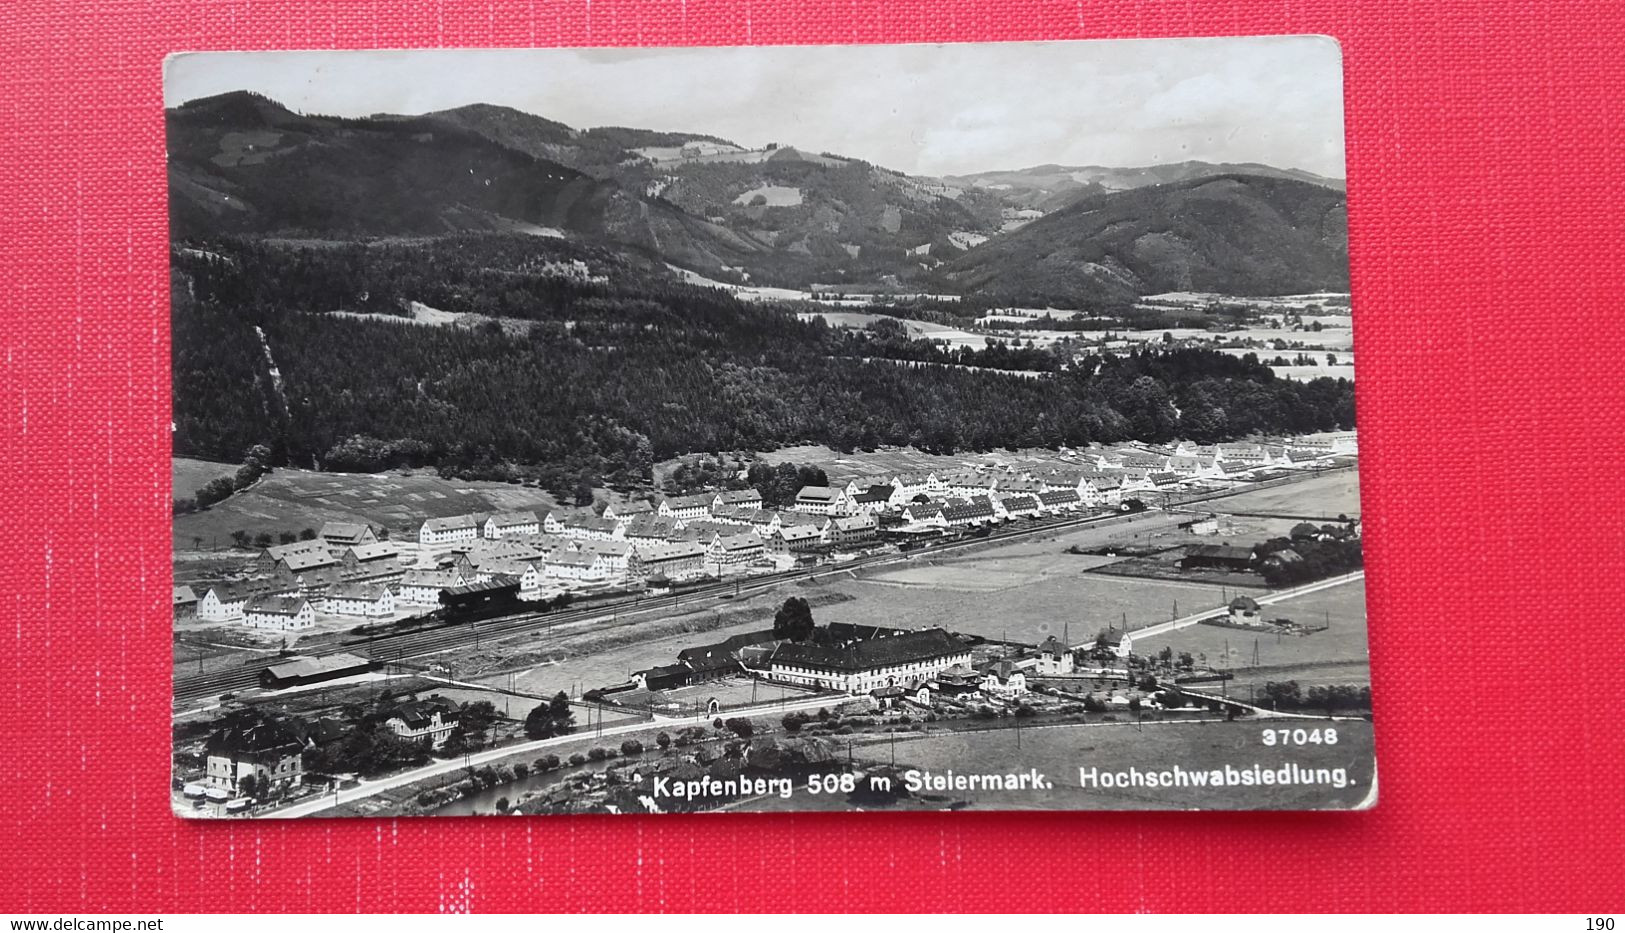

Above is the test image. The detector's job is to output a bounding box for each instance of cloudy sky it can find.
[165,38,1346,178]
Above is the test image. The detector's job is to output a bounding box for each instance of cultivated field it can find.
[1207,468,1361,519]
[747,443,1098,484]
[1142,576,1369,676]
[172,457,239,501]
[174,468,562,549]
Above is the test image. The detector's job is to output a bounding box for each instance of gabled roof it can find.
[327,581,390,601]
[400,569,462,588]
[1000,495,1039,510]
[422,514,480,533]
[575,539,634,557]
[1038,489,1080,504]
[204,581,264,603]
[713,489,762,505]
[548,551,601,568]
[173,585,198,605]
[662,493,715,510]
[634,540,707,561]
[712,531,764,552]
[612,499,656,515]
[486,510,539,528]
[262,653,371,682]
[851,484,896,504]
[1187,544,1257,561]
[776,523,823,542]
[245,594,310,616]
[769,628,966,673]
[319,521,374,544]
[345,543,398,562]
[794,485,843,503]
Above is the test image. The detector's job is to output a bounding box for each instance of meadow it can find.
[1208,468,1361,519]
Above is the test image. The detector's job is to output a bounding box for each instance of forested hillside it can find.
[173,235,1356,496]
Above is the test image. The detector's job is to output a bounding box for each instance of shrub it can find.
[534,754,561,772]
[587,747,609,762]
[514,763,529,779]
[567,753,587,767]
[494,797,509,814]
[620,739,644,757]
[656,732,671,750]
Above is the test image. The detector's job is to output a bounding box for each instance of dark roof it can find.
[852,484,896,503]
[769,628,966,673]
[245,594,310,616]
[1038,489,1080,504]
[388,696,459,729]
[676,631,776,665]
[794,486,842,503]
[319,521,374,543]
[1000,495,1039,510]
[942,500,994,521]
[1186,544,1256,561]
[263,653,371,681]
[204,717,305,760]
[1230,595,1262,611]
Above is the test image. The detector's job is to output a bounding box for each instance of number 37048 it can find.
[1261,727,1337,746]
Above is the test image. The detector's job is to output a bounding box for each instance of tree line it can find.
[172,236,1357,492]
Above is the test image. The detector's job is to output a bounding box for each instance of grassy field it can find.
[1142,576,1369,675]
[172,457,239,501]
[174,467,562,548]
[1207,468,1361,519]
[747,443,1100,485]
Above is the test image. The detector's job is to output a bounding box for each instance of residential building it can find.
[979,661,1029,698]
[323,582,395,618]
[792,485,850,515]
[338,543,402,582]
[396,568,466,607]
[198,582,261,623]
[559,515,625,542]
[544,551,611,585]
[204,716,305,799]
[657,493,714,521]
[848,484,897,515]
[765,628,971,694]
[318,521,377,549]
[574,539,638,584]
[483,511,540,539]
[711,489,763,512]
[1036,489,1082,513]
[704,530,765,575]
[1180,544,1257,572]
[941,497,996,527]
[841,474,894,500]
[603,499,655,522]
[1228,595,1263,623]
[766,523,824,558]
[258,540,340,577]
[998,494,1041,520]
[1034,636,1075,675]
[824,513,879,547]
[384,697,460,748]
[243,594,315,631]
[419,514,480,547]
[173,584,198,621]
[903,502,948,528]
[889,471,944,501]
[620,515,686,544]
[633,540,707,581]
[470,557,544,594]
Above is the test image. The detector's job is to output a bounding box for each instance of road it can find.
[265,691,845,818]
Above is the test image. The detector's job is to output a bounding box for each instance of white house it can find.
[602,499,655,522]
[657,493,714,521]
[792,485,850,515]
[711,489,763,512]
[323,582,395,618]
[419,514,480,547]
[559,515,625,542]
[396,568,465,607]
[574,539,638,585]
[483,511,540,539]
[889,471,944,503]
[198,582,259,623]
[384,698,460,749]
[765,628,971,695]
[1034,636,1075,675]
[544,551,611,585]
[704,530,765,575]
[979,661,1029,698]
[318,521,378,549]
[633,540,707,581]
[903,502,948,528]
[824,513,878,547]
[243,594,315,632]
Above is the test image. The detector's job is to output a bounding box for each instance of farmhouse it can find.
[242,594,315,632]
[633,540,707,580]
[765,628,971,695]
[632,664,693,692]
[658,493,714,521]
[396,568,466,607]
[204,716,305,800]
[384,697,460,748]
[792,485,850,515]
[1180,544,1258,572]
[323,582,395,618]
[676,631,775,682]
[419,514,480,547]
[1228,595,1263,623]
[705,530,766,575]
[483,511,540,539]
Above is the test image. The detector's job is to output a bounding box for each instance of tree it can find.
[620,739,644,757]
[773,596,815,642]
[278,531,297,545]
[459,700,499,746]
[237,773,260,799]
[724,718,755,738]
[298,527,317,540]
[655,731,671,750]
[252,532,273,548]
[525,693,573,739]
[572,480,594,507]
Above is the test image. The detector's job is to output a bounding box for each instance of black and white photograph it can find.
[166,38,1371,818]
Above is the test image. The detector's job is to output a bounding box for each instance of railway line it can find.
[173,468,1351,706]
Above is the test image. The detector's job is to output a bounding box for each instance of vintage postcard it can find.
[167,38,1372,817]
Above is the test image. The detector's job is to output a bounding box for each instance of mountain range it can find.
[167,91,1350,301]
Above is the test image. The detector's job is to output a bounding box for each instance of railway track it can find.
[173,471,1343,705]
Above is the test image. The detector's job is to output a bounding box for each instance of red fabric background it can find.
[3,0,1623,913]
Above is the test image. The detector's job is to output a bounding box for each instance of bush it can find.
[494,796,509,814]
[567,753,587,767]
[1014,705,1037,718]
[656,731,671,750]
[835,726,854,735]
[620,739,644,757]
[587,747,611,762]
[534,754,561,772]
[513,763,529,779]
[724,717,755,738]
